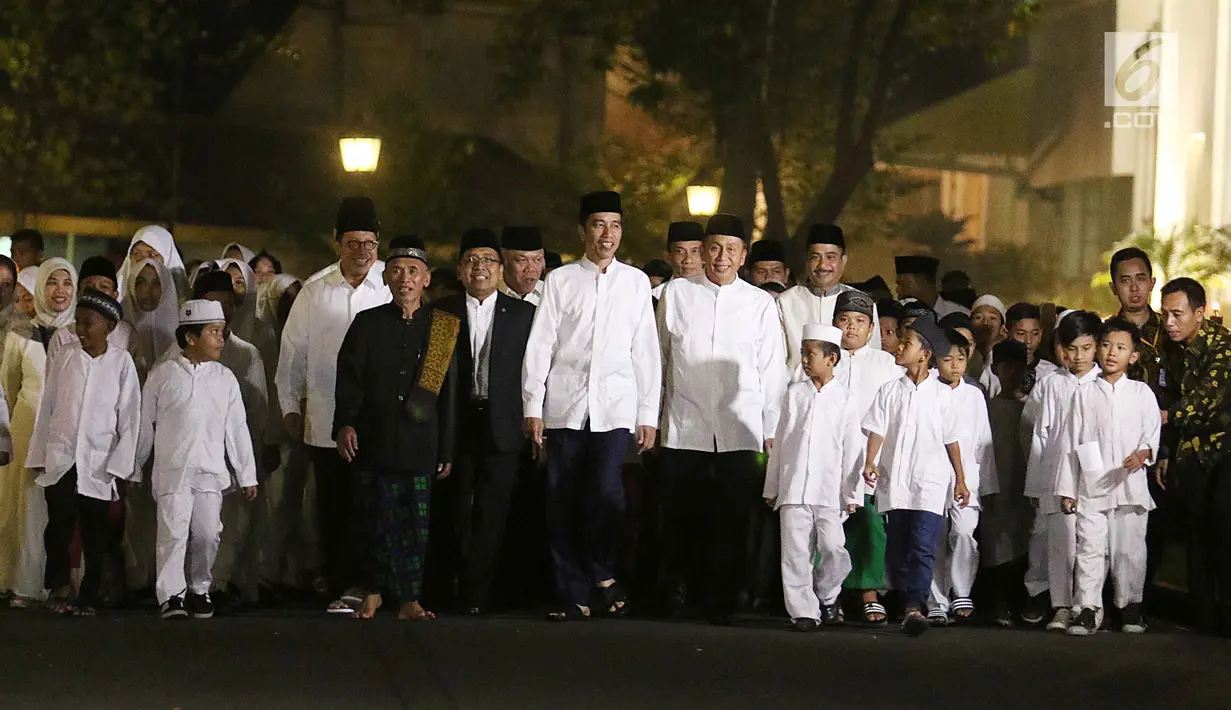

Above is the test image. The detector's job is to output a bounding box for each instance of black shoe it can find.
[1022,593,1048,625]
[160,596,188,620]
[1121,603,1147,633]
[187,593,214,619]
[791,617,819,632]
[902,610,929,637]
[1067,608,1098,636]
[992,601,1014,628]
[821,603,845,626]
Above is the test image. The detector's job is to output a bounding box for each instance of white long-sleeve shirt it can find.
[944,378,999,509]
[46,320,135,368]
[833,345,903,416]
[275,263,389,447]
[1053,375,1160,512]
[657,275,787,452]
[764,379,864,510]
[138,356,257,497]
[862,374,961,515]
[777,284,881,373]
[27,344,141,501]
[522,258,660,432]
[160,333,269,455]
[1024,366,1101,511]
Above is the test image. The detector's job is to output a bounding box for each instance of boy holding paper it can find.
[1056,317,1160,636]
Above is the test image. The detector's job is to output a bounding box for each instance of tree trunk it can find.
[756,116,788,241]
[719,105,758,229]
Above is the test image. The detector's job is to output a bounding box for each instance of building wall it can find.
[220,1,605,170]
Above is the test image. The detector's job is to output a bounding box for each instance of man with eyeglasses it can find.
[275,196,391,614]
[429,228,536,615]
[778,224,881,375]
[500,226,546,306]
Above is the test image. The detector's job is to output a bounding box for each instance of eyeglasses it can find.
[344,240,379,252]
[464,255,500,266]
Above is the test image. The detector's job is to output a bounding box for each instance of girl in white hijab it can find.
[123,259,179,383]
[116,225,186,301]
[221,242,256,263]
[0,259,75,606]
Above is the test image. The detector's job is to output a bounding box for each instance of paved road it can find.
[1,610,1228,709]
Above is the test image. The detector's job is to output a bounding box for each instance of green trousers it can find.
[842,494,886,589]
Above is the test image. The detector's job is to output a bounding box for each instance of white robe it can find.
[777,284,882,373]
[764,379,865,510]
[123,259,180,382]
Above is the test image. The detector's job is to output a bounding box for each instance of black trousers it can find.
[658,448,763,617]
[311,446,356,597]
[43,470,111,607]
[454,402,521,608]
[1180,459,1231,635]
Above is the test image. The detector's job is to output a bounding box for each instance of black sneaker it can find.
[1022,593,1048,625]
[821,603,845,626]
[160,596,188,620]
[791,617,819,632]
[1067,607,1098,636]
[1121,603,1147,634]
[187,593,214,619]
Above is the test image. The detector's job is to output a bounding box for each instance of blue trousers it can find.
[885,509,946,612]
[545,427,631,607]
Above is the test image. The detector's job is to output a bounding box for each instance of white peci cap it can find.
[179,299,225,326]
[802,323,843,346]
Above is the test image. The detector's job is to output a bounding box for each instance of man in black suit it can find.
[431,228,536,614]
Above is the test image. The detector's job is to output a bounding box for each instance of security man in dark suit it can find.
[431,228,536,614]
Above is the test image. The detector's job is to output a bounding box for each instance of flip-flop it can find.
[326,599,357,615]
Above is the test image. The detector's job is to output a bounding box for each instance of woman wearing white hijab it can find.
[221,242,256,264]
[123,259,180,382]
[116,225,186,302]
[2,259,76,606]
[120,258,179,596]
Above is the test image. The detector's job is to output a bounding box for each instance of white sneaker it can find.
[1046,607,1074,632]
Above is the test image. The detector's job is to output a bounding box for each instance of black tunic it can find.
[332,303,458,472]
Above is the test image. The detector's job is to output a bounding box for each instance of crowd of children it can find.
[768,301,1164,636]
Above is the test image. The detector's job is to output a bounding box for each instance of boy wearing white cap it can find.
[137,299,258,620]
[764,324,864,631]
[969,294,1006,380]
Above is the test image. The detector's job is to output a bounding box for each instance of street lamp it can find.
[339,137,382,173]
[686,185,721,216]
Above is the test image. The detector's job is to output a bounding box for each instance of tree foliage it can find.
[500,0,1033,263]
[0,0,268,220]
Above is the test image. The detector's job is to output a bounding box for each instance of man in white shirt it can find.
[656,213,788,621]
[778,223,881,373]
[499,226,546,306]
[522,190,661,621]
[274,196,390,609]
[894,254,971,319]
[652,221,704,300]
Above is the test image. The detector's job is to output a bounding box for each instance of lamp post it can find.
[339,136,382,173]
[686,185,721,216]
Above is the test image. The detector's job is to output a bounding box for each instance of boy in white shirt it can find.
[27,290,141,616]
[1057,317,1160,635]
[1026,310,1103,632]
[927,329,997,625]
[137,300,258,620]
[764,324,864,631]
[831,290,903,625]
[862,314,969,636]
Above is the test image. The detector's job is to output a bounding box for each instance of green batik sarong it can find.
[842,494,886,589]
